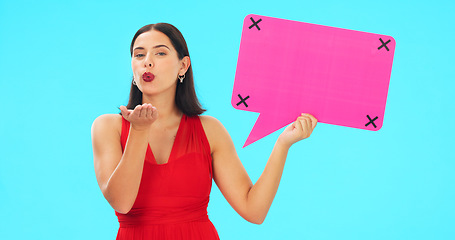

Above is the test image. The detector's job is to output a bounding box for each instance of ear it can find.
[179,56,191,75]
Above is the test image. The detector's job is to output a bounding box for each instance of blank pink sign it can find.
[232,14,396,147]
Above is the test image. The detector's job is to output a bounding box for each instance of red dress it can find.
[116,115,220,240]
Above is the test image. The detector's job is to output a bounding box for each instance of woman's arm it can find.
[202,114,317,224]
[91,104,157,214]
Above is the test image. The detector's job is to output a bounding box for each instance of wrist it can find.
[276,137,292,151]
[129,124,151,133]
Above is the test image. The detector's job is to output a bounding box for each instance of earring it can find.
[178,74,185,83]
[132,78,137,85]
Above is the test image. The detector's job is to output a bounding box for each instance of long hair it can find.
[123,23,205,116]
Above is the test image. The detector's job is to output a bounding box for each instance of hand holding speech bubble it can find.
[232,14,396,147]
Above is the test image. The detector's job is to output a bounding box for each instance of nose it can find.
[144,55,154,68]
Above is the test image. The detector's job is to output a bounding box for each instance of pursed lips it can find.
[142,72,155,82]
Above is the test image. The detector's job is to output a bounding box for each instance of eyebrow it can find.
[133,45,170,51]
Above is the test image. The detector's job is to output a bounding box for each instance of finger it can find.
[301,114,314,130]
[302,116,311,134]
[304,116,312,133]
[119,105,126,114]
[299,116,311,135]
[151,106,158,119]
[143,104,150,118]
[295,116,304,133]
[146,104,153,118]
[139,104,147,118]
[119,106,130,117]
[133,105,143,118]
[305,113,318,129]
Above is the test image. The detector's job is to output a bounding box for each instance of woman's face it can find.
[131,30,189,96]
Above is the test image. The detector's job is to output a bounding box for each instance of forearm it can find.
[246,140,290,224]
[104,127,148,214]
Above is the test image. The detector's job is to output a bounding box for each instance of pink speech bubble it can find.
[232,14,396,147]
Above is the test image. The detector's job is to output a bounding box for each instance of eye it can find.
[134,54,145,57]
[156,52,166,56]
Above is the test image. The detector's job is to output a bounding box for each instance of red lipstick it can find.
[142,72,155,82]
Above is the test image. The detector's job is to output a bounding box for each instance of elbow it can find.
[115,206,132,215]
[240,203,269,224]
[244,213,266,225]
[110,200,133,214]
[246,217,265,225]
[110,199,133,215]
[102,187,133,215]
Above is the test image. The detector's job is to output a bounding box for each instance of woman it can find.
[91,23,317,240]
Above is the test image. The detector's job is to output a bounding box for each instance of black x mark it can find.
[236,94,250,107]
[365,115,379,128]
[378,38,391,51]
[248,17,262,31]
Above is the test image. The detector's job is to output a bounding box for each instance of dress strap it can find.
[193,116,213,180]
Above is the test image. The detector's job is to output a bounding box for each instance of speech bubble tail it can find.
[243,113,294,148]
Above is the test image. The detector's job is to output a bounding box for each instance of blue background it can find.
[1,0,454,239]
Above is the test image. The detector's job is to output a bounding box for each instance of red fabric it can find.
[116,115,219,240]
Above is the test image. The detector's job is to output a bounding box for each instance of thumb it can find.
[119,106,130,117]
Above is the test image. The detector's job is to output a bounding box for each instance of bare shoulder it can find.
[199,115,232,154]
[199,115,224,130]
[199,115,229,137]
[91,114,123,137]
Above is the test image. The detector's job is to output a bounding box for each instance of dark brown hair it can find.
[123,23,205,116]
